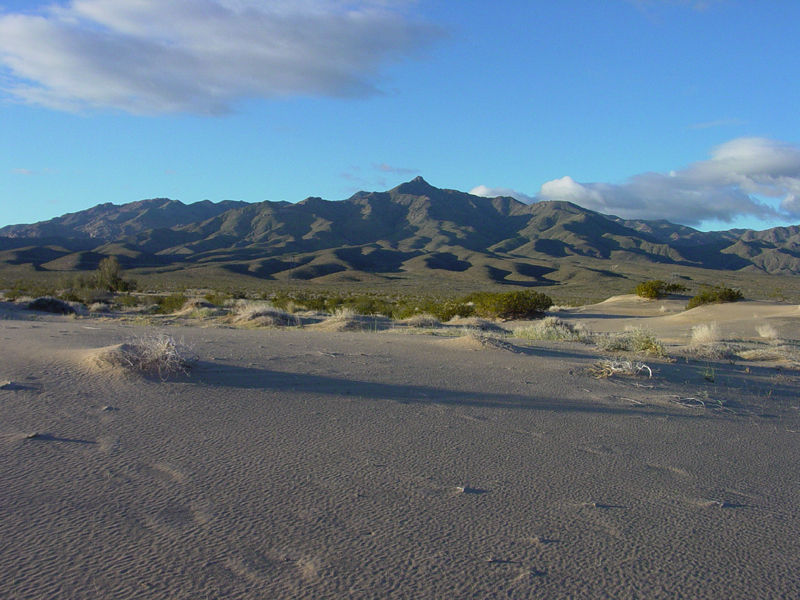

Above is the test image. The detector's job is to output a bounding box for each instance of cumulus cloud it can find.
[535,138,800,226]
[0,0,442,114]
[469,185,536,204]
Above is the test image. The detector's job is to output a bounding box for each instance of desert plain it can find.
[1,296,799,599]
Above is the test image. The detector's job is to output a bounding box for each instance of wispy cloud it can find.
[374,163,418,175]
[11,168,34,175]
[536,138,800,225]
[0,0,443,115]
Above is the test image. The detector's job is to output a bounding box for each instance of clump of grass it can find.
[688,322,736,359]
[595,326,667,357]
[329,306,358,320]
[311,307,373,332]
[233,301,297,327]
[404,313,442,328]
[588,359,652,379]
[446,316,507,333]
[737,346,800,364]
[99,331,197,379]
[514,316,590,342]
[756,324,779,342]
[88,302,111,313]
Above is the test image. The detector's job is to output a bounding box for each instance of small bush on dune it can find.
[469,290,553,320]
[635,280,687,300]
[686,285,743,310]
[155,293,188,315]
[595,326,667,357]
[27,296,77,315]
[514,316,590,342]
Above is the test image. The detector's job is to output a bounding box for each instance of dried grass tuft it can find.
[514,316,590,342]
[588,359,652,379]
[96,331,197,378]
[688,322,736,359]
[595,326,667,357]
[756,324,779,342]
[233,301,297,327]
[404,313,442,328]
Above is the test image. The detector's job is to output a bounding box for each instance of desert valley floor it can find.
[1,296,799,599]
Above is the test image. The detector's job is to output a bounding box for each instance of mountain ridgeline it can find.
[2,177,800,289]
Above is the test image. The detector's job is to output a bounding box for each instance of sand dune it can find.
[1,300,799,598]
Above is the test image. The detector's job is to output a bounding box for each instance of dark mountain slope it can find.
[2,178,800,284]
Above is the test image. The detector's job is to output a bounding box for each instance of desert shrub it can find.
[27,296,77,315]
[203,292,231,306]
[635,280,687,300]
[416,300,473,322]
[114,294,145,308]
[686,285,743,309]
[596,326,667,357]
[96,256,136,293]
[469,290,553,320]
[101,331,197,378]
[514,316,590,342]
[155,293,188,314]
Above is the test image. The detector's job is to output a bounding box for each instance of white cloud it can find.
[0,0,442,115]
[535,138,800,226]
[469,185,535,204]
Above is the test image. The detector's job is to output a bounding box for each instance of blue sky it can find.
[2,0,800,231]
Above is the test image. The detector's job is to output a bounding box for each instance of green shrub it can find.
[155,293,188,314]
[96,256,136,293]
[686,285,744,309]
[470,290,553,320]
[28,296,77,315]
[203,292,231,306]
[635,280,688,300]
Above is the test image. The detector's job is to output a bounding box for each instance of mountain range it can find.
[2,177,800,290]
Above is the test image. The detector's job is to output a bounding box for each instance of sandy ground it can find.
[1,297,800,599]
